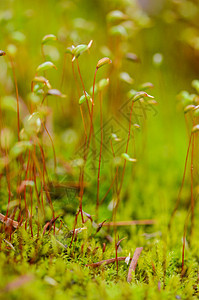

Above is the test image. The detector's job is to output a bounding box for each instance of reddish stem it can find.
[29,160,33,237]
[42,121,57,171]
[5,147,11,218]
[60,53,67,90]
[100,167,119,205]
[190,133,194,238]
[10,58,20,141]
[181,207,191,277]
[86,67,97,153]
[70,210,80,248]
[169,134,192,229]
[96,92,103,219]
[118,100,134,195]
[24,150,31,230]
[76,59,91,119]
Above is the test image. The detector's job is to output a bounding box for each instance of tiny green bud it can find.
[47,89,66,98]
[192,124,199,133]
[110,133,121,142]
[32,76,51,89]
[71,40,93,61]
[119,72,134,84]
[126,52,140,63]
[96,57,112,69]
[42,34,57,44]
[139,82,154,91]
[33,83,44,94]
[133,91,154,102]
[73,44,88,57]
[121,153,137,162]
[79,92,91,104]
[36,61,57,72]
[107,10,128,23]
[65,46,75,55]
[178,91,195,106]
[184,105,196,113]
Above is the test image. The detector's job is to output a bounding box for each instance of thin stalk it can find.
[5,146,11,218]
[60,53,67,90]
[77,67,98,223]
[87,67,97,152]
[110,139,115,157]
[78,169,85,223]
[70,66,99,246]
[10,58,20,141]
[181,206,191,277]
[10,58,24,217]
[78,67,98,226]
[100,167,118,205]
[190,133,194,239]
[168,134,192,229]
[71,60,87,222]
[76,59,91,118]
[36,141,55,232]
[36,140,48,178]
[72,60,81,97]
[41,94,47,105]
[71,60,87,142]
[75,59,96,167]
[32,150,42,211]
[29,160,33,237]
[70,209,80,248]
[96,91,103,218]
[42,121,56,171]
[118,100,135,195]
[112,100,135,272]
[24,150,31,230]
[29,184,33,237]
[40,178,45,217]
[80,106,87,138]
[76,59,97,167]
